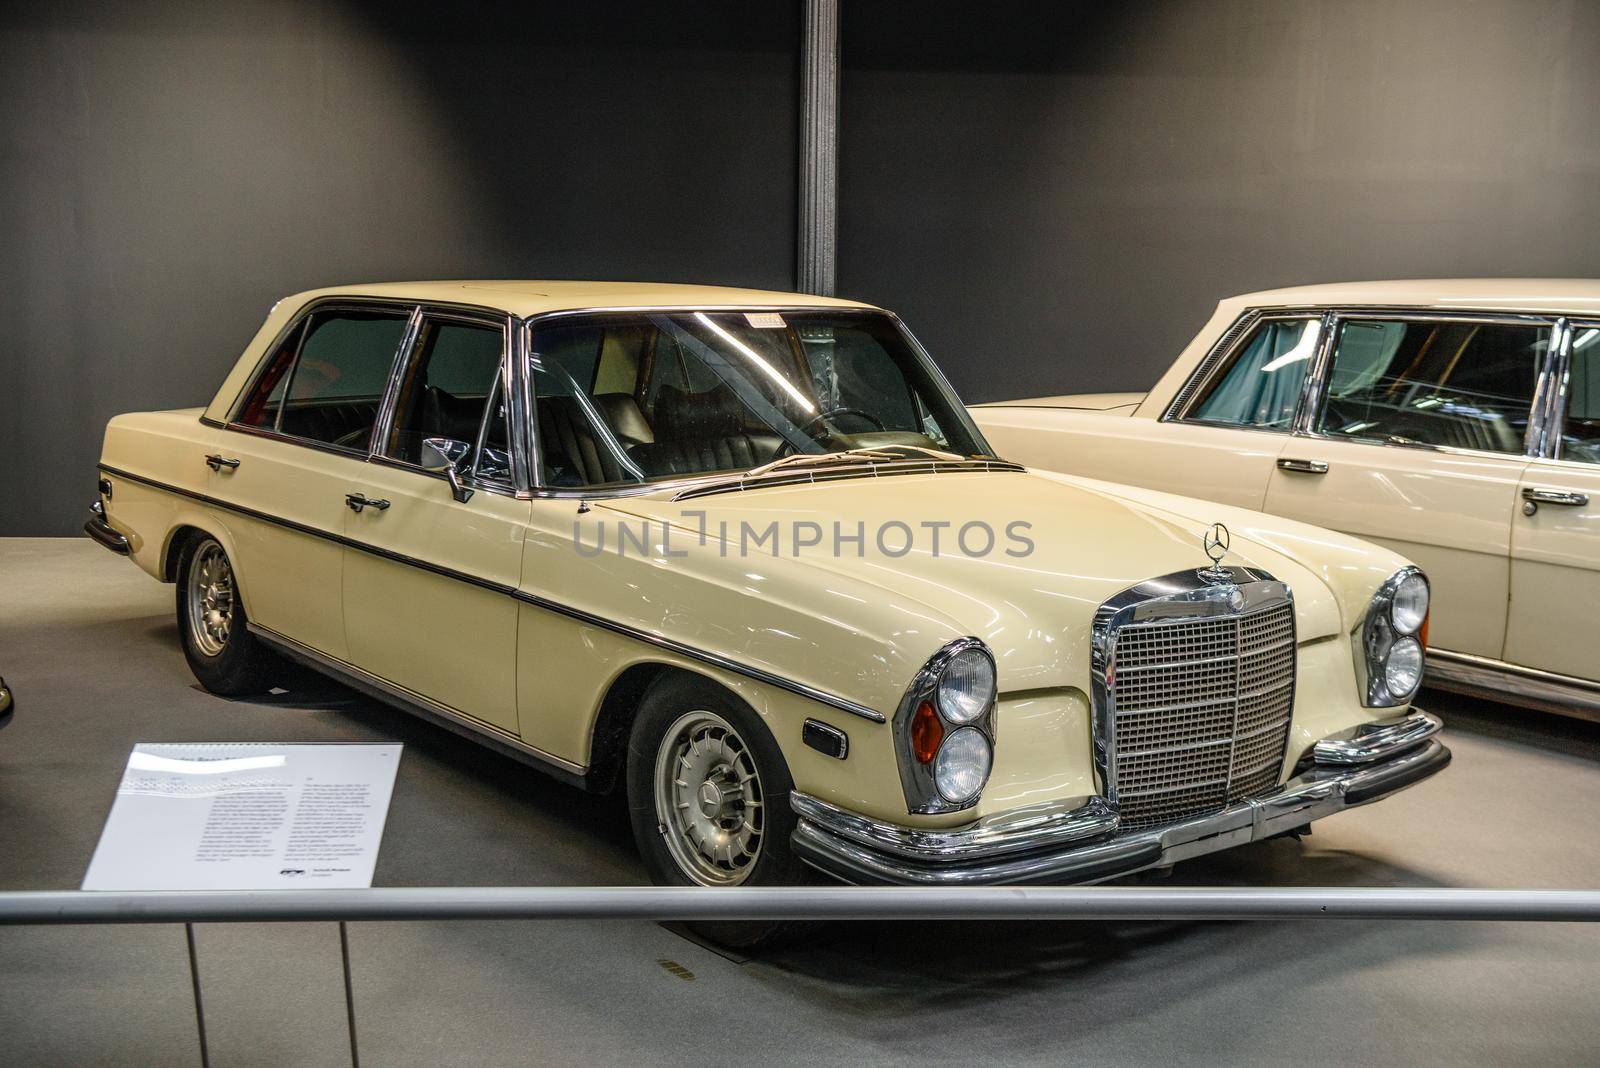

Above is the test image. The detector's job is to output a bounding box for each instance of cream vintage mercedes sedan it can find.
[88,280,1445,936]
[972,280,1600,722]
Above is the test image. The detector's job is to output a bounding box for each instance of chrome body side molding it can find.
[99,464,885,725]
[1427,649,1600,724]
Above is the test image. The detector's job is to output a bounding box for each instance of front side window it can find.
[238,309,412,449]
[1317,319,1546,454]
[383,317,507,479]
[1561,325,1600,463]
[528,310,990,489]
[1183,317,1320,430]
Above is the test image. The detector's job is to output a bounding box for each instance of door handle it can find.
[344,493,391,514]
[205,454,241,472]
[1521,486,1589,515]
[1276,458,1329,474]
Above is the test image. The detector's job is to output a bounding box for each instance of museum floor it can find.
[2,537,1598,1066]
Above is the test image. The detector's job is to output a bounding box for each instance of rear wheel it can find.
[627,673,809,948]
[177,536,278,695]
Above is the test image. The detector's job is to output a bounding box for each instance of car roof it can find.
[279,280,877,318]
[1222,278,1600,318]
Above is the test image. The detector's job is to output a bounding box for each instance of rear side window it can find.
[1317,319,1546,454]
[235,321,303,431]
[1184,317,1320,430]
[237,308,411,449]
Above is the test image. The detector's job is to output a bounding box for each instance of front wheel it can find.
[177,536,278,696]
[626,673,809,948]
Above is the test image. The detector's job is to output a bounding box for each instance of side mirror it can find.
[420,437,475,504]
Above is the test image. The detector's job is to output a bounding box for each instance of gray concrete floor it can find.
[2,537,1598,1067]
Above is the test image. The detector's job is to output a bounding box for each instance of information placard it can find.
[83,742,402,891]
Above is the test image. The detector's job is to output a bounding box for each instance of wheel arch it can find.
[585,661,771,795]
[161,522,255,617]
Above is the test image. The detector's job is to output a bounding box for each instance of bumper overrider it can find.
[791,711,1448,885]
[84,498,130,555]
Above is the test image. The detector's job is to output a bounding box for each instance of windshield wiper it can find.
[744,445,963,478]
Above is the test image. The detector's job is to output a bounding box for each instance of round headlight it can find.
[1384,636,1424,697]
[1391,572,1429,635]
[937,646,996,725]
[933,727,992,803]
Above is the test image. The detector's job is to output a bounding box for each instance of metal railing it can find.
[4,885,1598,1068]
[6,885,1600,924]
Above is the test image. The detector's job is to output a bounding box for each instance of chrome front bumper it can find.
[791,712,1448,886]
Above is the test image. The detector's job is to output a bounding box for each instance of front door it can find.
[1505,322,1600,681]
[1264,313,1547,659]
[1101,314,1325,510]
[214,304,415,660]
[341,312,528,735]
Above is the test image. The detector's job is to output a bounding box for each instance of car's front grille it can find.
[1098,575,1296,831]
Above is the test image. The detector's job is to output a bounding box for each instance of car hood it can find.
[600,468,1354,693]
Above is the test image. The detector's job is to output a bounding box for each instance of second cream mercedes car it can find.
[972,280,1600,722]
[89,281,1446,941]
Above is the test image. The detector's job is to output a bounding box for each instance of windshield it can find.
[528,309,994,489]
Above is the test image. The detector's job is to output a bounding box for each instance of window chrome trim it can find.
[369,305,426,461]
[96,463,883,724]
[1302,309,1557,459]
[1538,317,1600,464]
[224,297,421,425]
[1169,305,1565,461]
[1162,309,1326,429]
[517,305,1003,498]
[370,307,523,496]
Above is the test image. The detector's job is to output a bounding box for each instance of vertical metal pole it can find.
[184,923,211,1068]
[798,0,839,295]
[339,921,360,1068]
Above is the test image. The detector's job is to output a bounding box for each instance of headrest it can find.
[422,385,483,445]
[594,393,654,446]
[652,385,742,440]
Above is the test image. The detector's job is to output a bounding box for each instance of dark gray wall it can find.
[839,0,1600,404]
[9,1,1600,535]
[0,1,799,535]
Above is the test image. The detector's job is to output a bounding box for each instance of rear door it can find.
[213,303,415,660]
[1264,312,1546,659]
[1505,320,1600,681]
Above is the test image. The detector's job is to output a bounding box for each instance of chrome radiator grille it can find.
[1094,570,1296,831]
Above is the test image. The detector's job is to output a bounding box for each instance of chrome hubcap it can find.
[654,710,764,886]
[186,542,235,658]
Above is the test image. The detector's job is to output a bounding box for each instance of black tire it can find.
[626,672,810,949]
[176,535,278,696]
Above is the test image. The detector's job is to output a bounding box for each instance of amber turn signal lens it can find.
[910,700,944,764]
[1418,612,1429,650]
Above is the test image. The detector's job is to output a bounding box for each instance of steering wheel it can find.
[799,407,886,436]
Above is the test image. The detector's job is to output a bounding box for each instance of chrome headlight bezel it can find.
[892,638,998,813]
[1355,566,1429,707]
